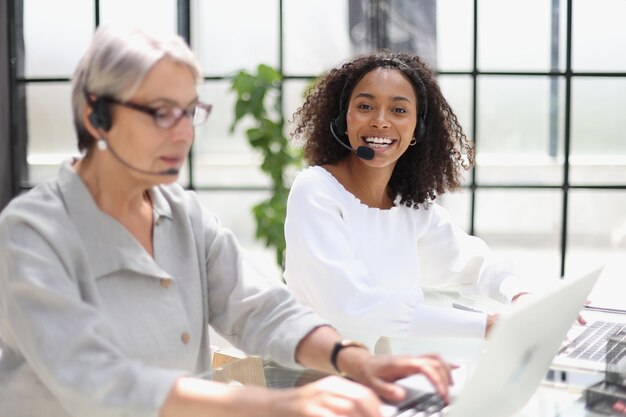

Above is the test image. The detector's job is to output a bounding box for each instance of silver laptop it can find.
[382,267,601,417]
[552,305,626,372]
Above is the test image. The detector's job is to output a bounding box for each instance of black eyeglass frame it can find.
[100,96,213,129]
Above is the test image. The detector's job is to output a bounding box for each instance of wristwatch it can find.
[330,339,369,375]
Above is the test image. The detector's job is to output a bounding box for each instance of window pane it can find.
[26,83,77,184]
[476,76,564,185]
[193,81,267,187]
[284,78,312,147]
[283,0,351,75]
[570,77,626,185]
[196,190,282,281]
[100,0,177,34]
[478,0,566,72]
[438,189,471,234]
[196,190,268,245]
[195,81,251,154]
[438,75,473,141]
[566,190,626,308]
[284,79,310,121]
[23,0,94,77]
[475,189,562,282]
[192,0,279,76]
[437,0,474,71]
[572,0,626,71]
[438,75,473,186]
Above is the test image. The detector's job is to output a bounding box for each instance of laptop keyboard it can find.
[560,321,626,362]
[382,391,448,417]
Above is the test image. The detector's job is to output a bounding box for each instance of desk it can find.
[201,358,608,416]
[522,374,606,417]
[202,271,623,416]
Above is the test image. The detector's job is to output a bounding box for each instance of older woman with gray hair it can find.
[0,25,453,417]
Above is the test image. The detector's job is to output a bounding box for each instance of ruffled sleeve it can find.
[417,203,523,304]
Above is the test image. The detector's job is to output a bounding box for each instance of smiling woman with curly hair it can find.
[293,50,473,207]
[284,50,527,347]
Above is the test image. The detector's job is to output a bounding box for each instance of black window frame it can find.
[4,0,626,277]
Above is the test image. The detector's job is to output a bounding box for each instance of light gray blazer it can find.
[0,160,326,417]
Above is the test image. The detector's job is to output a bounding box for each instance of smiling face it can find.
[90,57,198,183]
[345,67,418,169]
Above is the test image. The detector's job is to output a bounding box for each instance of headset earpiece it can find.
[88,112,100,129]
[416,116,426,141]
[89,97,112,131]
[332,112,347,141]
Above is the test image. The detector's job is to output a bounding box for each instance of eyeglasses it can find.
[103,97,213,129]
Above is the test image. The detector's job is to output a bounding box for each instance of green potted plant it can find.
[230,64,303,269]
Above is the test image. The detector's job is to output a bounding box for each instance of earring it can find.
[409,137,417,146]
[97,139,107,151]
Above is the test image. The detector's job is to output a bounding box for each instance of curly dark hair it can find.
[291,50,475,208]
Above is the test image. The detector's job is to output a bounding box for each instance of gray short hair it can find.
[71,24,202,152]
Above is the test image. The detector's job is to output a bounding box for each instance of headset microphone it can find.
[96,138,179,176]
[329,121,375,161]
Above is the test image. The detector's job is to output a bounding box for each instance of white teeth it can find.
[364,136,393,145]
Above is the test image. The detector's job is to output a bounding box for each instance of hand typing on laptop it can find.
[334,350,457,405]
[276,354,455,417]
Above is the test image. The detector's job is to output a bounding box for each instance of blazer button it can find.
[160,278,170,288]
[181,332,190,345]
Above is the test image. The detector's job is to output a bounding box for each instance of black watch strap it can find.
[330,339,368,375]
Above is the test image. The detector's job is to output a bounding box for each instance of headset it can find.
[330,58,428,151]
[87,95,113,132]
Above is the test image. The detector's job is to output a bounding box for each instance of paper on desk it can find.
[586,268,626,313]
[421,288,505,314]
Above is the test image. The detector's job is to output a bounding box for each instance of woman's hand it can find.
[293,326,453,411]
[161,376,382,417]
[337,352,455,404]
[485,313,498,336]
[274,376,382,417]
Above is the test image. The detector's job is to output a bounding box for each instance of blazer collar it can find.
[57,159,172,280]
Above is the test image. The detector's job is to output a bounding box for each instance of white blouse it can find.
[284,166,521,342]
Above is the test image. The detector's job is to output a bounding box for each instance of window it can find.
[6,0,626,282]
